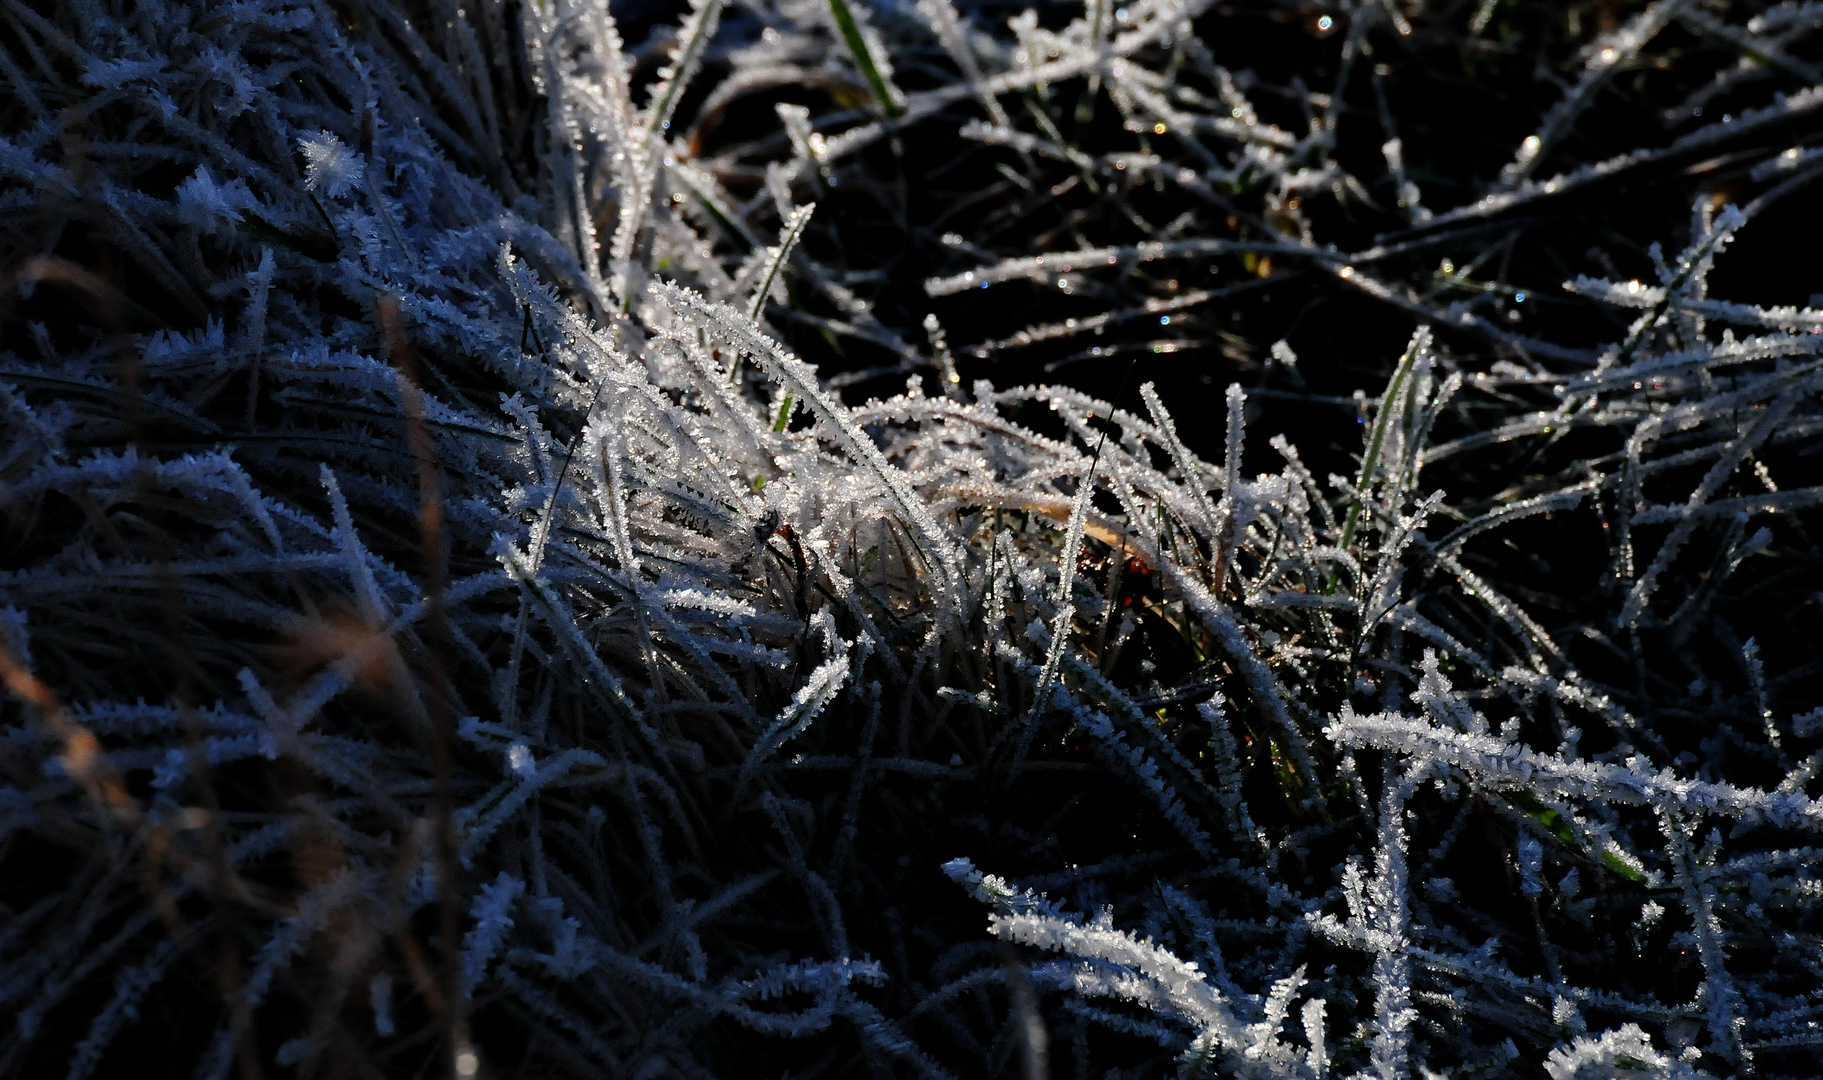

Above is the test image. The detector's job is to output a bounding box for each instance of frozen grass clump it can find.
[2,1,1821,1077]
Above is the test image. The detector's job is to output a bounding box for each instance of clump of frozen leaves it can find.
[3,0,1821,1078]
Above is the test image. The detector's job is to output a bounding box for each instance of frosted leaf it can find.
[1327,708,1823,831]
[462,873,526,996]
[1543,1025,1710,1080]
[79,56,165,89]
[1302,997,1327,1078]
[645,0,724,137]
[174,166,256,230]
[1517,834,1544,897]
[1794,707,1823,740]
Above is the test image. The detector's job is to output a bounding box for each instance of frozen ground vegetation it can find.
[2,0,1822,1077]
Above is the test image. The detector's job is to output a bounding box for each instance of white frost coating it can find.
[653,283,964,604]
[748,202,816,321]
[924,238,1321,296]
[1543,1025,1710,1080]
[948,858,1324,1078]
[991,909,1244,1045]
[738,610,853,787]
[1365,766,1416,1080]
[1328,709,1823,830]
[462,873,527,996]
[175,166,257,230]
[1140,382,1224,541]
[1498,0,1697,188]
[10,2,1823,1077]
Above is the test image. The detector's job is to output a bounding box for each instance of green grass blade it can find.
[827,0,902,119]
